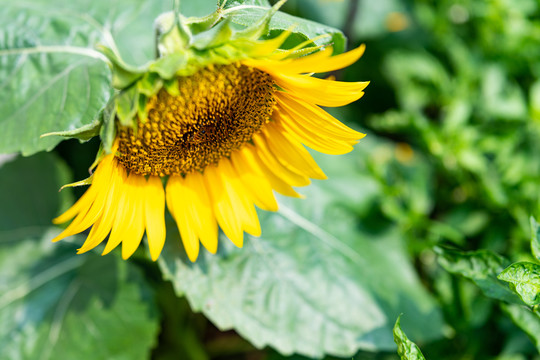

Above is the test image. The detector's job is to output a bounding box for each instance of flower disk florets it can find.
[116,63,276,176]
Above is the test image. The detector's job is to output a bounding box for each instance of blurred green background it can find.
[3,0,540,359]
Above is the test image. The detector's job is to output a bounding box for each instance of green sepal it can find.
[192,19,235,50]
[138,72,164,97]
[40,119,101,142]
[116,87,140,127]
[155,12,192,57]
[164,78,180,97]
[98,45,146,89]
[59,175,94,191]
[149,53,188,80]
[100,99,117,154]
[137,95,149,123]
[185,8,224,35]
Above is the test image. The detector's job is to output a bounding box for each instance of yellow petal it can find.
[230,148,278,212]
[166,176,201,262]
[252,133,311,187]
[242,144,303,198]
[120,174,146,260]
[145,176,166,261]
[262,124,327,180]
[102,166,130,256]
[183,172,219,254]
[51,156,116,242]
[77,162,123,253]
[204,164,244,247]
[273,108,354,155]
[218,158,261,237]
[274,74,369,107]
[276,92,365,143]
[248,45,366,75]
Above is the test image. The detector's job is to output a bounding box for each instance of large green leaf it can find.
[159,150,444,358]
[0,152,71,231]
[498,262,540,307]
[0,228,159,360]
[0,0,170,155]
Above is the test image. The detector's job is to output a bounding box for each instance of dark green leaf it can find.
[0,152,71,232]
[393,315,427,360]
[0,228,159,360]
[498,262,540,306]
[502,303,540,353]
[159,151,444,358]
[435,247,521,304]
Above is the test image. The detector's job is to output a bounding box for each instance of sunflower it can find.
[52,2,368,261]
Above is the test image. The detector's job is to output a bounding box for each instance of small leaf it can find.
[531,217,540,262]
[393,315,427,360]
[498,262,540,306]
[435,247,521,303]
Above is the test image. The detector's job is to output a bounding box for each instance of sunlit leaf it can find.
[393,315,427,360]
[498,262,540,307]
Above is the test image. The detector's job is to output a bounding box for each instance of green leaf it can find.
[223,5,346,53]
[159,151,444,358]
[0,0,171,155]
[393,315,427,360]
[498,262,540,306]
[0,152,72,231]
[0,48,111,155]
[435,247,522,304]
[531,217,540,262]
[502,303,540,353]
[0,228,159,360]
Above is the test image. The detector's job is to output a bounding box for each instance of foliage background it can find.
[2,0,540,359]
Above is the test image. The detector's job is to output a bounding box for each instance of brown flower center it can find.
[116,63,275,176]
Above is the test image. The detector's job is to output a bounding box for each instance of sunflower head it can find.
[52,1,369,262]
